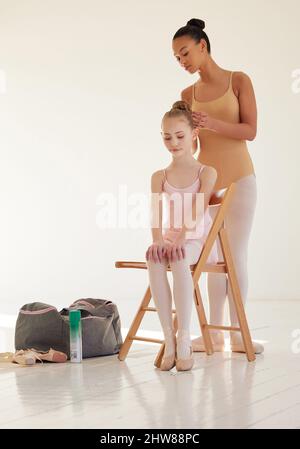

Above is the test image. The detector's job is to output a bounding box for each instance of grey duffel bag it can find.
[15,298,123,358]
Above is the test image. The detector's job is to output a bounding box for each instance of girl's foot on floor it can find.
[192,331,225,352]
[175,330,194,371]
[229,332,264,354]
[160,328,176,371]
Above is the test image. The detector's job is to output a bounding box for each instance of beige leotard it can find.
[191,71,255,191]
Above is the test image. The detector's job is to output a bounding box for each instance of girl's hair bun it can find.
[171,100,192,113]
[186,18,205,30]
[162,100,194,130]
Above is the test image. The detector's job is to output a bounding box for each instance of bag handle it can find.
[72,299,113,308]
[60,305,96,317]
[60,299,114,317]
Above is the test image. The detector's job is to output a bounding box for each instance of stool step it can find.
[115,260,227,273]
[206,324,241,332]
[131,336,164,344]
[142,307,176,313]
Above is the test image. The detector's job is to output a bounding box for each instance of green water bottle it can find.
[69,309,82,363]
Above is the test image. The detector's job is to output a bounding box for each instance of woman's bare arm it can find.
[210,72,257,141]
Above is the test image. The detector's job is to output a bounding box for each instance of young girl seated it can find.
[145,100,218,372]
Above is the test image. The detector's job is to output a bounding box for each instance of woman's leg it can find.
[192,174,260,352]
[191,205,227,350]
[207,205,227,329]
[169,240,202,359]
[226,174,257,326]
[225,175,262,351]
[145,255,175,357]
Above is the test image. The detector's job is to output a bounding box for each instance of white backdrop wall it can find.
[0,0,299,319]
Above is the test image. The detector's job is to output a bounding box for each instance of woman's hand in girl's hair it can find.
[164,237,186,263]
[145,240,167,264]
[192,111,217,131]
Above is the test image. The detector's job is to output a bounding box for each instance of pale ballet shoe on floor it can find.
[175,345,194,372]
[13,349,41,366]
[9,348,67,366]
[192,333,225,352]
[0,348,67,366]
[30,348,67,362]
[229,333,264,354]
[0,350,39,365]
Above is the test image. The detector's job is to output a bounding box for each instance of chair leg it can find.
[219,229,256,362]
[118,285,152,361]
[194,284,214,355]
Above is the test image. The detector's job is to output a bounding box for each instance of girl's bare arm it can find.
[150,170,165,243]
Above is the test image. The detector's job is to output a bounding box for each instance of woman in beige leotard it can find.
[172,18,264,353]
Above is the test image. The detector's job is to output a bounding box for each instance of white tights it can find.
[207,174,257,331]
[145,239,217,359]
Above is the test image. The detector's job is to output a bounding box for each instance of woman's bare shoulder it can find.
[233,70,252,81]
[180,85,194,106]
[232,71,254,97]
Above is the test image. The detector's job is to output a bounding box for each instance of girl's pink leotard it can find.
[161,164,213,246]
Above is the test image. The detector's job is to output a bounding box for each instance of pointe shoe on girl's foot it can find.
[160,333,176,371]
[175,334,194,371]
[192,332,225,352]
[175,345,194,372]
[229,332,264,354]
[160,353,176,371]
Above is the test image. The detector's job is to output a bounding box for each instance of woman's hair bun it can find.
[171,100,192,113]
[186,18,205,30]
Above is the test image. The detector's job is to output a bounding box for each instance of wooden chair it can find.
[115,183,256,366]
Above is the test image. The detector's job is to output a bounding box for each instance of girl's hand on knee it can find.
[165,239,186,262]
[145,241,167,263]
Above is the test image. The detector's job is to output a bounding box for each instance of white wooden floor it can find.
[1,300,300,429]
